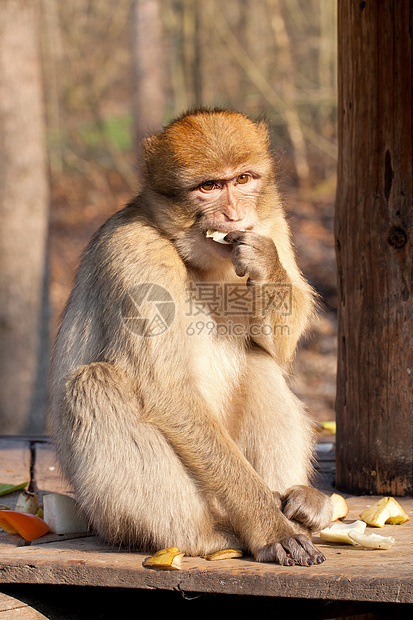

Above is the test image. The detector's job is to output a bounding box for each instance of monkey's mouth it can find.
[205,228,247,244]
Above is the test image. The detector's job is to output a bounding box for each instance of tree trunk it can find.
[335,0,413,495]
[0,0,50,433]
[269,0,310,188]
[130,0,165,145]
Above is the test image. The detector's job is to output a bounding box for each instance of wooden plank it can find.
[0,439,32,549]
[0,592,24,612]
[1,439,412,604]
[0,439,76,550]
[0,439,31,487]
[0,592,48,618]
[0,496,412,603]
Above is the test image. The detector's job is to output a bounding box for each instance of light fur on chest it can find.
[188,321,247,431]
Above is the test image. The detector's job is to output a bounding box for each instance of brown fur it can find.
[50,109,332,566]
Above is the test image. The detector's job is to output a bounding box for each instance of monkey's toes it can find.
[255,542,294,566]
[256,535,326,567]
[296,534,326,564]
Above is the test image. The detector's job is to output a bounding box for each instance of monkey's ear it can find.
[142,135,158,153]
[140,135,160,172]
[138,135,158,178]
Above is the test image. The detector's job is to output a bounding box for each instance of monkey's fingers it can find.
[224,230,248,245]
[231,245,249,278]
[224,230,263,246]
[282,486,333,532]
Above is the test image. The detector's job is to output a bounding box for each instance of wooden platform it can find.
[0,436,412,615]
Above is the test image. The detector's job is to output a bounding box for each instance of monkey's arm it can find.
[225,230,314,365]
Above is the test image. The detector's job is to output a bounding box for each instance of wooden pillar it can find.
[335,0,413,495]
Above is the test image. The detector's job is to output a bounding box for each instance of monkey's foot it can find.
[256,534,326,567]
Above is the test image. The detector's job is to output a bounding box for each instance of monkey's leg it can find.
[235,351,332,533]
[56,362,241,555]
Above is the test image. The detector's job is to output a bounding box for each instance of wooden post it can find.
[335,1,413,495]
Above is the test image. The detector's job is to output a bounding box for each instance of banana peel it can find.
[320,421,336,434]
[360,497,409,527]
[143,547,185,570]
[204,548,243,561]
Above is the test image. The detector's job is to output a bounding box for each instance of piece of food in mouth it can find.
[206,228,247,244]
[206,229,231,244]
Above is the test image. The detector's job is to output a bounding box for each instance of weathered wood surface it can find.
[0,438,412,604]
[0,439,31,487]
[335,0,413,494]
[0,591,48,619]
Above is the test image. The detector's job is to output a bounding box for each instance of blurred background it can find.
[0,0,337,434]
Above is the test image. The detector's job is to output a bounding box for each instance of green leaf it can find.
[0,482,28,497]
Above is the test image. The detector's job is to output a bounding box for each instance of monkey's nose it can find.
[222,208,247,222]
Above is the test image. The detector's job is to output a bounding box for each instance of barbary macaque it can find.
[51,108,332,566]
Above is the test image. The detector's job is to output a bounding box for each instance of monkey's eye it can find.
[200,181,218,191]
[236,174,251,184]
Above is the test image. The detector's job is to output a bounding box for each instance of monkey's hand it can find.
[281,485,333,533]
[225,231,287,288]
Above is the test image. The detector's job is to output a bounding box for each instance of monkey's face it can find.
[190,171,261,258]
[142,109,277,266]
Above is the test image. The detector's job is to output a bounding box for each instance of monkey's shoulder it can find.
[80,203,186,282]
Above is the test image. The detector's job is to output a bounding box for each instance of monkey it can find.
[50,108,333,567]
